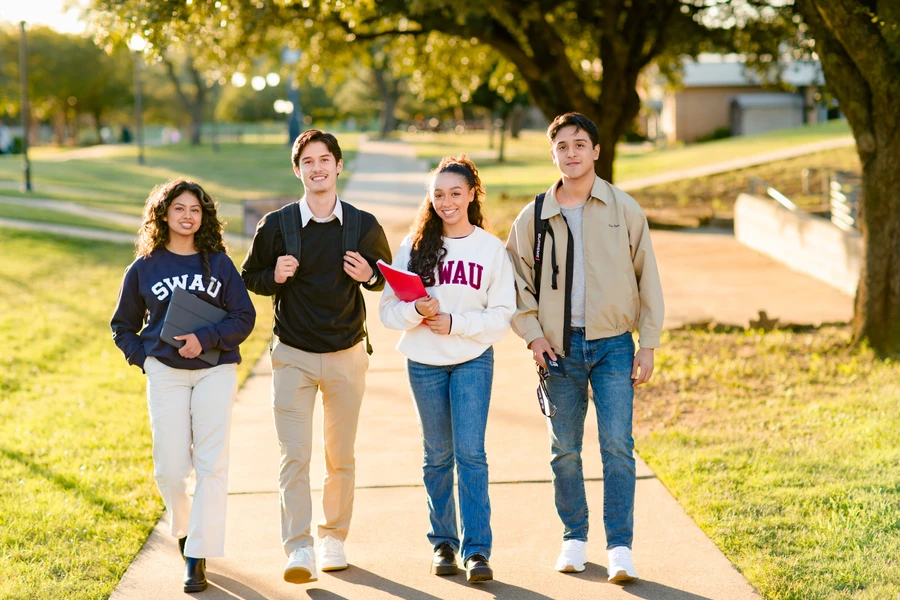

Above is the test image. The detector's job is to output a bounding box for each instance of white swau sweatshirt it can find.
[379,227,516,366]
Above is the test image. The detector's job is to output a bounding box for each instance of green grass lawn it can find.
[637,327,900,600]
[0,227,272,599]
[0,136,359,215]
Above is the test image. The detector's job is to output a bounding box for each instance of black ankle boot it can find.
[178,537,187,561]
[183,557,208,593]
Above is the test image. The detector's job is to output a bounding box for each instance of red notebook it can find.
[377,259,427,302]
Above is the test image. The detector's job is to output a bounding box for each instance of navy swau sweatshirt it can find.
[111,248,256,371]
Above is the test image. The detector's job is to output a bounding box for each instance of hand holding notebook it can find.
[377,260,427,302]
[160,287,227,365]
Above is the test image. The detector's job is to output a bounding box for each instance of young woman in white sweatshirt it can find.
[380,155,516,583]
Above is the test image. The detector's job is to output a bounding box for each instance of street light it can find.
[18,21,31,192]
[127,34,147,165]
[281,47,303,144]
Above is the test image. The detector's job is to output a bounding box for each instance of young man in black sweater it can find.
[241,130,391,584]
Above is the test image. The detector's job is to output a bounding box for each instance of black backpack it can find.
[532,193,559,301]
[274,201,372,354]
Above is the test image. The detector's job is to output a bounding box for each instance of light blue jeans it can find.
[406,347,494,561]
[544,329,636,549]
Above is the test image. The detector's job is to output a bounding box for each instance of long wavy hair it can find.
[136,178,227,282]
[408,155,485,286]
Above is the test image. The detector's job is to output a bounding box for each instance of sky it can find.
[0,0,88,34]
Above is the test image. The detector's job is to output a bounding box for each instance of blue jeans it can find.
[406,347,494,561]
[544,329,636,549]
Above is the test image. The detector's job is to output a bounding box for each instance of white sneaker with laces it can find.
[284,545,318,584]
[318,536,348,571]
[555,539,587,573]
[607,546,638,582]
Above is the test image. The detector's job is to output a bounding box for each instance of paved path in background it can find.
[0,195,143,229]
[109,138,765,600]
[617,135,855,192]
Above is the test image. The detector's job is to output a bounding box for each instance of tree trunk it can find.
[797,0,900,355]
[509,104,525,139]
[92,110,103,144]
[372,64,398,138]
[162,55,206,146]
[497,113,507,163]
[854,145,900,354]
[190,106,203,145]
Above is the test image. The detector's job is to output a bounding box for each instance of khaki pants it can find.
[144,356,238,559]
[271,339,368,554]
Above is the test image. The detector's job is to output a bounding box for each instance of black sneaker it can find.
[431,542,458,576]
[464,554,492,583]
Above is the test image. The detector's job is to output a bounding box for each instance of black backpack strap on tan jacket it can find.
[532,193,558,303]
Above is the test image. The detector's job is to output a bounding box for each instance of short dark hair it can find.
[546,112,599,148]
[291,129,342,169]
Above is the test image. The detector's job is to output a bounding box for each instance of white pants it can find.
[144,356,238,559]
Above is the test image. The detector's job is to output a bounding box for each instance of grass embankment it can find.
[0,228,273,599]
[638,327,900,600]
[633,145,860,227]
[0,136,359,235]
[404,120,853,236]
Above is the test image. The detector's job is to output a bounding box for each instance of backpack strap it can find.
[532,193,558,302]
[277,201,302,267]
[342,201,360,254]
[341,202,373,355]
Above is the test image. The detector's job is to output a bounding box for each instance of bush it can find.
[695,126,732,143]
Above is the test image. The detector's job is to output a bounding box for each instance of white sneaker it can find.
[555,540,587,573]
[318,536,348,571]
[284,546,317,584]
[607,546,638,582]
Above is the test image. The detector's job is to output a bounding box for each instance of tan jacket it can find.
[505,176,664,354]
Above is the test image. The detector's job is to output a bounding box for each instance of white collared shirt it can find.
[298,196,343,226]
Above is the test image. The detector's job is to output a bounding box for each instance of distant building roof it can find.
[682,60,825,88]
[731,93,804,108]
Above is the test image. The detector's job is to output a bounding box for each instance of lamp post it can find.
[127,34,147,165]
[281,48,303,144]
[18,21,31,192]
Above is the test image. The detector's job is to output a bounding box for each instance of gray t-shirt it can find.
[560,202,586,327]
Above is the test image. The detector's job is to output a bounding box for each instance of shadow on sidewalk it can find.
[325,567,444,599]
[575,562,714,600]
[206,573,271,599]
[442,576,556,599]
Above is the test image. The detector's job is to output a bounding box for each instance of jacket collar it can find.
[541,175,610,220]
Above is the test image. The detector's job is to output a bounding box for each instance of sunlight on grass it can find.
[637,327,900,600]
[0,228,272,599]
[0,136,359,208]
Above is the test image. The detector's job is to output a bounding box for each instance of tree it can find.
[159,53,213,146]
[85,1,726,180]
[0,25,131,144]
[791,0,900,355]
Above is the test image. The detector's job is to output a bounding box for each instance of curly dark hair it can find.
[136,178,227,282]
[408,155,485,286]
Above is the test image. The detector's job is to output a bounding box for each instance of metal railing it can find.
[749,176,799,212]
[829,171,861,232]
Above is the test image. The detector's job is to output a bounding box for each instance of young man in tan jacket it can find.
[506,112,664,583]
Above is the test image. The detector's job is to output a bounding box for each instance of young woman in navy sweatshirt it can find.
[110,178,255,593]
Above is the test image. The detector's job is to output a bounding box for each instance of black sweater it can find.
[240,204,392,353]
[110,249,256,371]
